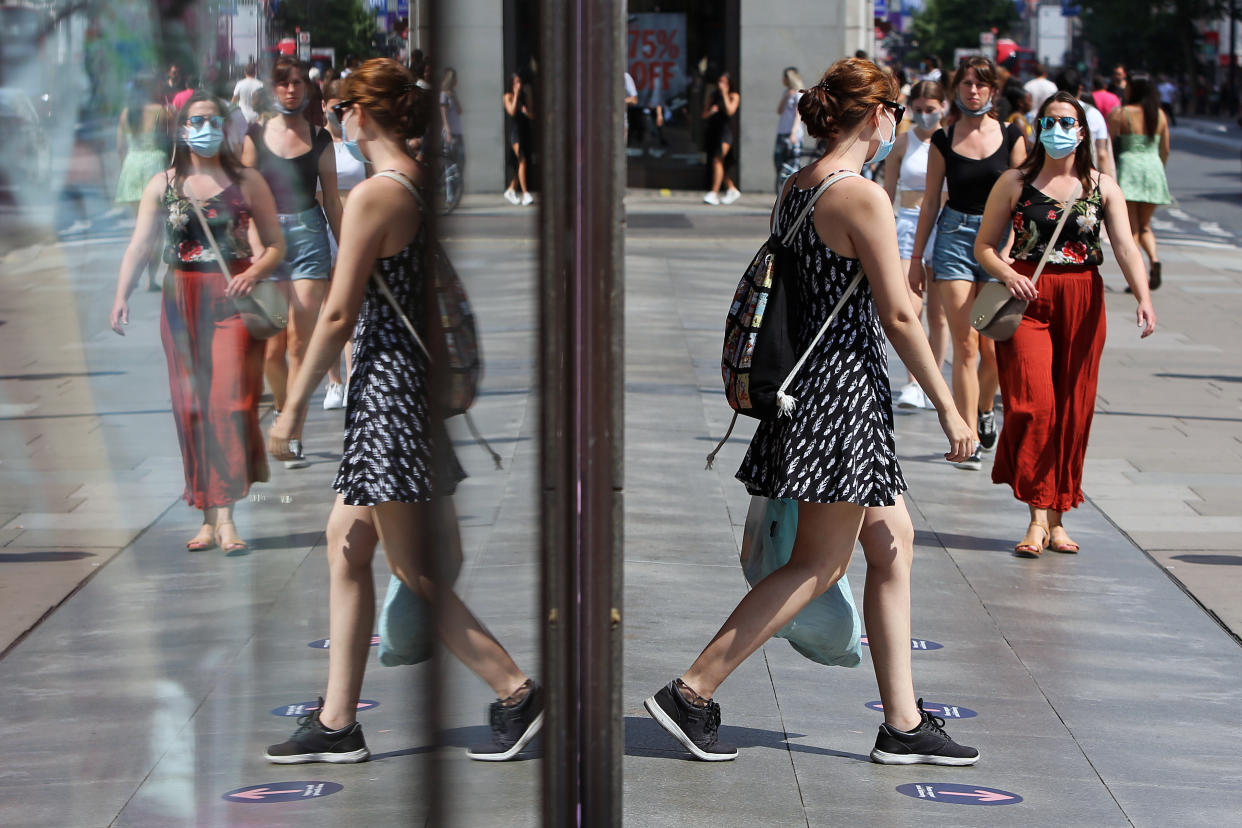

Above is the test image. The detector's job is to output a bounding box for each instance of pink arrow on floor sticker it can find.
[939,789,1015,803]
[227,787,304,801]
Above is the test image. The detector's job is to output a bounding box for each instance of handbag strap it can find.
[1027,179,1083,287]
[184,186,236,284]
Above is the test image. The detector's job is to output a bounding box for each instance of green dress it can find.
[115,132,167,204]
[1116,133,1170,205]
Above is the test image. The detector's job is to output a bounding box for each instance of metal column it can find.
[538,0,624,823]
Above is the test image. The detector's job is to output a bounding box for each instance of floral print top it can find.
[1009,180,1104,267]
[162,180,253,270]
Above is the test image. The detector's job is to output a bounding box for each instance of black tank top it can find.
[250,122,332,214]
[931,120,1024,215]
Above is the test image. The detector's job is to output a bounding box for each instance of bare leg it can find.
[214,503,248,549]
[977,332,999,416]
[1127,201,1147,267]
[935,279,982,441]
[317,497,381,730]
[900,257,924,384]
[709,156,725,195]
[719,142,735,192]
[263,284,292,411]
[515,155,529,196]
[859,500,920,732]
[926,267,951,370]
[1017,505,1050,553]
[1047,510,1079,551]
[286,278,330,435]
[1134,202,1159,266]
[680,500,864,699]
[371,500,528,699]
[188,507,217,547]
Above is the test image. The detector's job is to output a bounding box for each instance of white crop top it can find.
[332,141,367,192]
[897,131,932,193]
[777,91,802,136]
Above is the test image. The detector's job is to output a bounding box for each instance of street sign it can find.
[298,31,310,44]
[896,783,1022,806]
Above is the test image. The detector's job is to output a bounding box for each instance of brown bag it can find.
[971,180,1081,341]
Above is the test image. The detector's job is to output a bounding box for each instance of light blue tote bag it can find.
[739,495,863,668]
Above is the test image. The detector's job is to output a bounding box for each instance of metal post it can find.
[539,0,624,823]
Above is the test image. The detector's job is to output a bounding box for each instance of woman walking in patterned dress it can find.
[265,59,541,764]
[1108,72,1171,290]
[110,93,286,553]
[976,92,1156,556]
[645,58,977,765]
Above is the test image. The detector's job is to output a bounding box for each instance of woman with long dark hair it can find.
[115,73,171,291]
[265,59,541,764]
[110,93,286,553]
[976,91,1156,555]
[702,71,740,204]
[909,56,1027,470]
[645,57,976,765]
[502,72,533,205]
[1108,72,1170,290]
[243,57,343,465]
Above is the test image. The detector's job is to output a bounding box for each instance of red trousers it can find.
[161,267,269,510]
[992,263,1106,513]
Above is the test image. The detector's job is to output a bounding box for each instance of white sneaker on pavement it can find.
[504,189,520,205]
[521,191,534,206]
[895,382,926,410]
[323,382,346,410]
[703,191,721,205]
[721,187,741,205]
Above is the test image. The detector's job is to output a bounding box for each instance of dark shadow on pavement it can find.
[1171,553,1242,566]
[916,529,1011,553]
[1155,372,1242,383]
[243,531,326,551]
[0,550,96,562]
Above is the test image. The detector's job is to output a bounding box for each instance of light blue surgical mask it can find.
[1039,123,1081,159]
[956,93,993,117]
[911,109,942,131]
[183,124,223,157]
[274,97,308,116]
[341,111,369,165]
[867,110,897,165]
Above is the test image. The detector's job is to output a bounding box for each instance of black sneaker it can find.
[644,680,738,761]
[870,698,979,766]
[466,682,545,761]
[953,446,983,471]
[977,411,998,451]
[265,700,370,764]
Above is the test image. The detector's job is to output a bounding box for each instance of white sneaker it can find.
[323,382,346,410]
[504,189,520,205]
[721,187,741,205]
[521,191,534,206]
[895,382,926,410]
[703,191,721,205]
[284,438,310,470]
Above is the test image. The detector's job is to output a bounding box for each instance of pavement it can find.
[1,167,1240,826]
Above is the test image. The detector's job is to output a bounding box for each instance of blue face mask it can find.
[341,111,369,165]
[274,97,308,116]
[956,93,993,117]
[867,110,897,165]
[1040,123,1081,159]
[183,124,223,157]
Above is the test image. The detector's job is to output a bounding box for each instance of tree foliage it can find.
[1080,0,1226,78]
[272,0,378,65]
[911,0,1018,66]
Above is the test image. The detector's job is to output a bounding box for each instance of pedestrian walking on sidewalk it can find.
[109,92,286,554]
[645,57,977,765]
[909,56,1027,471]
[975,92,1157,556]
[115,73,170,291]
[773,67,804,187]
[883,79,950,410]
[502,72,534,205]
[265,59,541,765]
[242,57,344,467]
[702,71,741,205]
[1108,72,1170,291]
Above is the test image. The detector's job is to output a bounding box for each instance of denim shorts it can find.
[895,206,937,262]
[273,206,332,281]
[931,206,993,283]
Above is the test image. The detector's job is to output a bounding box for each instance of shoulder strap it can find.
[185,188,235,285]
[1028,180,1083,288]
[773,265,866,415]
[774,170,859,245]
[367,169,432,360]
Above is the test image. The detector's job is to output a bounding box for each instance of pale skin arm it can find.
[110,172,166,334]
[503,91,518,117]
[722,91,740,117]
[241,132,259,167]
[975,169,1035,300]
[235,168,287,294]
[116,109,129,160]
[317,140,343,242]
[268,179,411,454]
[1099,173,1157,335]
[1158,111,1170,164]
[831,181,975,462]
[907,139,945,281]
[882,130,907,203]
[1094,138,1115,178]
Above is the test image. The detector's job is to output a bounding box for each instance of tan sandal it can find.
[215,521,249,554]
[186,525,215,552]
[1015,522,1049,558]
[1049,526,1079,554]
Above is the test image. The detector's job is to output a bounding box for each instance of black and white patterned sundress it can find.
[332,221,466,506]
[735,182,907,507]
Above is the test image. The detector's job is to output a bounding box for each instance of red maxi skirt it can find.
[992,261,1106,513]
[160,265,269,510]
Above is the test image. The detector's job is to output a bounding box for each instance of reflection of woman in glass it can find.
[503,72,533,205]
[702,71,740,205]
[110,93,285,554]
[116,74,170,291]
[265,59,541,765]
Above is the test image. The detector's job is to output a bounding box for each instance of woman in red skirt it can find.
[111,92,285,552]
[975,91,1156,556]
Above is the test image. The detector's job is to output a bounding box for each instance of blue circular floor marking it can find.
[896,783,1022,806]
[308,635,381,649]
[223,781,343,803]
[860,635,943,651]
[271,699,380,717]
[865,701,977,719]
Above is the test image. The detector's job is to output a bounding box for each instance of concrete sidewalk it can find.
[0,190,1239,825]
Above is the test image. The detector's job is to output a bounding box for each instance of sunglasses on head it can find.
[1038,115,1078,130]
[881,99,906,124]
[185,115,223,129]
[331,100,357,123]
